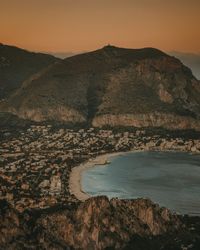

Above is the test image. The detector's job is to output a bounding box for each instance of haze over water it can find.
[82,151,200,215]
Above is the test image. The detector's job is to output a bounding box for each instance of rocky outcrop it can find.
[37,197,180,249]
[1,196,200,249]
[0,196,185,250]
[92,113,200,130]
[5,106,86,123]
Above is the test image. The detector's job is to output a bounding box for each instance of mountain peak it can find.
[99,45,168,58]
[102,44,119,50]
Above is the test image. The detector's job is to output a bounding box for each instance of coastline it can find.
[69,148,200,202]
[69,151,127,201]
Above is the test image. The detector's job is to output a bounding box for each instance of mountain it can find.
[170,51,200,80]
[0,43,60,99]
[1,45,200,130]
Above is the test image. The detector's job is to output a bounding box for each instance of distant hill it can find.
[170,52,200,80]
[0,43,60,99]
[48,52,76,59]
[1,45,200,130]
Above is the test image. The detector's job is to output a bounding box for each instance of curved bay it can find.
[82,151,200,215]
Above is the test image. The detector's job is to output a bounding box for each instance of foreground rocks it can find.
[36,197,181,249]
[1,196,200,250]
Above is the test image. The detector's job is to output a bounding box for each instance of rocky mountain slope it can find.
[171,51,200,80]
[0,43,59,99]
[1,196,199,250]
[1,45,200,130]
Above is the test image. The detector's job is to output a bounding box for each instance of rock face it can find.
[40,196,180,249]
[0,196,186,250]
[92,113,200,130]
[1,45,200,130]
[1,196,200,249]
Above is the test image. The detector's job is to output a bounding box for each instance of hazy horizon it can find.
[0,0,200,53]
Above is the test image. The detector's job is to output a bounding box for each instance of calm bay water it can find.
[82,151,200,215]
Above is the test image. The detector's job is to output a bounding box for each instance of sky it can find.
[0,0,200,53]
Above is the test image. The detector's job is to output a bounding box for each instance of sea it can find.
[82,151,200,215]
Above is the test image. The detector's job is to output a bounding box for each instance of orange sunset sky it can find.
[0,0,200,53]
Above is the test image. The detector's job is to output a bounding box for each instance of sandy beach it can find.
[69,149,170,201]
[68,145,199,202]
[69,152,126,201]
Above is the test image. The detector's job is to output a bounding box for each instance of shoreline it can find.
[69,148,200,202]
[69,151,127,201]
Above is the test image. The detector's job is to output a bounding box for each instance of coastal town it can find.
[0,124,200,212]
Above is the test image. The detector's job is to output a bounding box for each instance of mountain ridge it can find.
[170,51,200,80]
[0,43,60,99]
[1,45,200,130]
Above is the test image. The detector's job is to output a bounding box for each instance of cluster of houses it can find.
[0,124,200,212]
